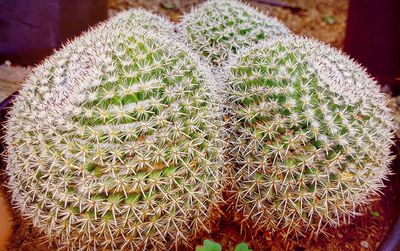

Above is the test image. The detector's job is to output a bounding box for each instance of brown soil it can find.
[1,1,399,251]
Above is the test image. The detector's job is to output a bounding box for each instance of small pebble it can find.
[360,240,369,248]
[323,15,336,25]
[4,60,11,67]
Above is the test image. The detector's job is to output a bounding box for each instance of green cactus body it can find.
[5,16,224,250]
[179,0,290,66]
[107,8,175,36]
[225,36,394,238]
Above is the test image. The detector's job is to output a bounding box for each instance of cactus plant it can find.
[107,8,175,36]
[179,0,290,66]
[5,20,225,250]
[225,36,394,239]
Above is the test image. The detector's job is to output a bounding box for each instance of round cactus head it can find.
[226,36,394,238]
[5,22,224,250]
[107,8,175,36]
[180,0,290,66]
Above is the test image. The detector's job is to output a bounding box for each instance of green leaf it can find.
[371,211,380,217]
[323,15,336,25]
[196,239,222,251]
[161,2,177,10]
[235,242,253,251]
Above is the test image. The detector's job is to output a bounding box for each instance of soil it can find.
[1,1,399,251]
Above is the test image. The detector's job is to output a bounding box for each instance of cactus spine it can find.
[107,8,176,36]
[5,12,225,250]
[179,0,290,66]
[225,36,394,238]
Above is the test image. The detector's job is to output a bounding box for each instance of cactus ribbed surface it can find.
[180,0,290,66]
[107,8,175,36]
[5,14,224,250]
[226,36,394,238]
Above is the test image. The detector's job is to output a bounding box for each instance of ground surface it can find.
[1,0,399,251]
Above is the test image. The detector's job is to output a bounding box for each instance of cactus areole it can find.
[226,36,394,239]
[4,12,225,250]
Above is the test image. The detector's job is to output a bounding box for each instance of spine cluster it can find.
[179,0,290,66]
[225,36,394,238]
[107,8,176,36]
[5,11,225,250]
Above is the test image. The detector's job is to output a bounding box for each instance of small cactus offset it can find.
[179,0,290,66]
[225,36,394,238]
[5,21,225,250]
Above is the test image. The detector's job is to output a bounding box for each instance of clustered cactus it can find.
[179,0,290,66]
[5,10,224,250]
[226,36,394,238]
[4,0,395,250]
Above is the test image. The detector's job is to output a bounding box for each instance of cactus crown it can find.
[107,8,175,36]
[226,36,394,238]
[180,0,290,66]
[5,16,224,250]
